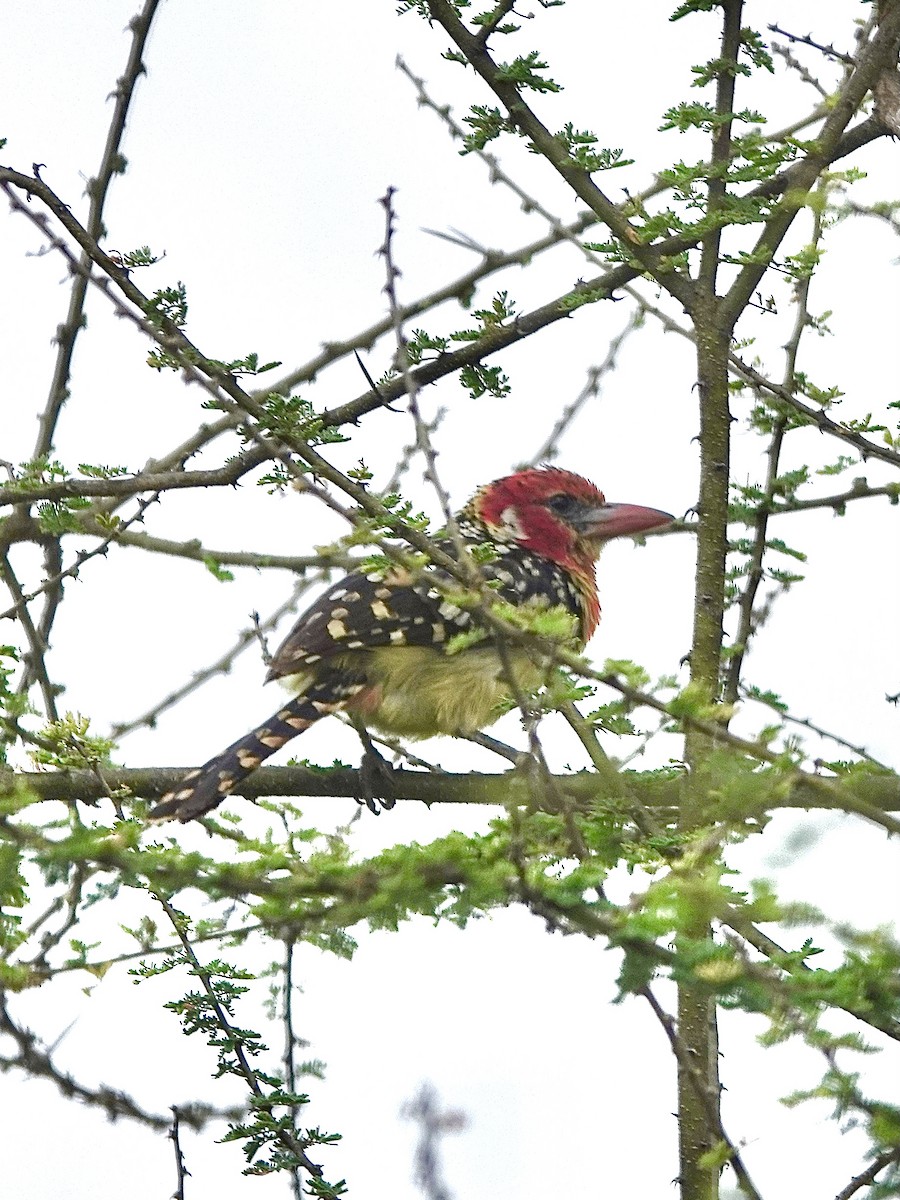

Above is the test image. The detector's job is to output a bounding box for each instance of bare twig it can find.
[527,311,643,465]
[768,24,856,66]
[772,41,830,98]
[1,552,60,720]
[108,575,318,740]
[0,991,229,1130]
[34,0,163,460]
[379,187,458,535]
[725,186,827,707]
[169,1106,190,1200]
[833,1149,900,1200]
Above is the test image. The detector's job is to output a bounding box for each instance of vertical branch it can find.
[35,0,162,460]
[724,192,826,706]
[679,233,733,1200]
[680,7,742,1200]
[1,551,59,722]
[642,987,764,1200]
[688,313,733,717]
[169,1105,190,1200]
[152,893,325,1180]
[689,0,744,717]
[379,187,459,537]
[698,0,745,296]
[282,940,303,1200]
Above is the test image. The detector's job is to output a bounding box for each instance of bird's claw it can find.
[355,743,397,814]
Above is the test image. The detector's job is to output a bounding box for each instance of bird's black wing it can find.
[266,548,583,681]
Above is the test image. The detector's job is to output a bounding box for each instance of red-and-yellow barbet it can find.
[150,467,672,822]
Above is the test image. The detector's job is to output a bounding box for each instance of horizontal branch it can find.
[771,479,900,514]
[9,763,899,814]
[80,526,330,572]
[0,447,270,511]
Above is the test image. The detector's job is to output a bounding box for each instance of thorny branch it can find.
[833,1149,900,1200]
[168,1107,191,1200]
[107,576,320,741]
[0,991,233,1130]
[724,186,828,707]
[153,892,325,1179]
[35,0,163,462]
[641,985,764,1200]
[8,759,900,816]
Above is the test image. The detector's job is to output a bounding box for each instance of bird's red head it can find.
[469,467,672,564]
[467,466,673,639]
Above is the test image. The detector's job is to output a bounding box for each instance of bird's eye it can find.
[545,493,578,517]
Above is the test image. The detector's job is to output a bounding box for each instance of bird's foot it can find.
[355,733,397,814]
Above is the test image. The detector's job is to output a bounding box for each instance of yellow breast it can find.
[334,645,542,739]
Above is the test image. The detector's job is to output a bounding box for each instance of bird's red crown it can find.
[470,467,604,562]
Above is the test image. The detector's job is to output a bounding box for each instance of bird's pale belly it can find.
[278,646,543,739]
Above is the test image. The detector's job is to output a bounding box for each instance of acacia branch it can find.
[0,991,231,1131]
[678,9,745,1195]
[34,0,163,462]
[3,104,894,450]
[768,23,857,66]
[642,985,764,1200]
[613,288,900,472]
[153,892,326,1180]
[0,813,679,970]
[0,448,271,511]
[833,1149,900,1200]
[725,186,827,707]
[425,0,696,311]
[768,480,900,515]
[8,763,898,814]
[730,355,900,470]
[721,7,900,330]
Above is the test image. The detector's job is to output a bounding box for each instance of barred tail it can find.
[149,675,364,823]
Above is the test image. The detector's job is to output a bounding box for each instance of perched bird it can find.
[150,467,672,822]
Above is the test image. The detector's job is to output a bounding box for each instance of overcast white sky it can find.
[2,4,899,1199]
